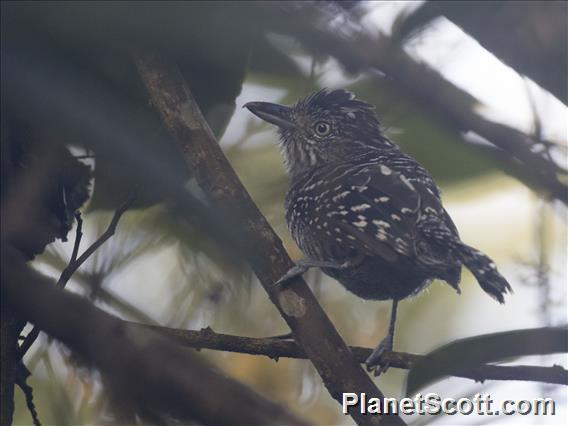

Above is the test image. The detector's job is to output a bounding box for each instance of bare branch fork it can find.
[138,325,568,386]
[18,197,134,358]
[13,201,133,426]
[3,182,308,424]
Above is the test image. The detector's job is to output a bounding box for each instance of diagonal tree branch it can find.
[395,1,568,105]
[2,245,310,426]
[134,51,403,426]
[137,325,567,386]
[263,2,567,204]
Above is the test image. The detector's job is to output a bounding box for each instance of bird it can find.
[244,89,512,375]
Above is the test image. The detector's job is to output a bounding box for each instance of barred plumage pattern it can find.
[246,88,511,304]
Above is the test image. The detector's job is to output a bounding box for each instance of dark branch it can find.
[68,212,83,265]
[15,363,41,426]
[137,324,568,386]
[410,2,568,105]
[263,2,567,204]
[134,51,403,426]
[1,296,24,426]
[2,246,309,426]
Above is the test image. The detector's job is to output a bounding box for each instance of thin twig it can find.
[57,196,134,289]
[19,197,133,358]
[137,324,568,386]
[69,212,83,266]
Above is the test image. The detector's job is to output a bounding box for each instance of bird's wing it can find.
[301,162,427,261]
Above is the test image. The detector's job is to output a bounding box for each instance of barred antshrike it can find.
[245,89,511,374]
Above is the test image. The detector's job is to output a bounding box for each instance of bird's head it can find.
[245,89,392,179]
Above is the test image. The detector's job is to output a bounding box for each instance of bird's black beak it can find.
[244,101,296,130]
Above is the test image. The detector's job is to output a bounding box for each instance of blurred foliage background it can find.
[2,1,567,425]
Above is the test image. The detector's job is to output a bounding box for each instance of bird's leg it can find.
[274,256,363,287]
[366,299,399,376]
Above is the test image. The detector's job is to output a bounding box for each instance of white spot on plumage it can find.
[315,189,330,200]
[332,191,351,202]
[309,149,317,165]
[391,214,402,221]
[399,174,415,190]
[351,203,371,212]
[353,220,367,228]
[380,165,392,175]
[395,238,408,252]
[372,220,390,228]
[351,185,368,192]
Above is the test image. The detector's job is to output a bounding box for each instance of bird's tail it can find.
[455,243,512,303]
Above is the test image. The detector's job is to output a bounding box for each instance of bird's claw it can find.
[367,361,391,377]
[365,335,393,376]
[273,265,308,288]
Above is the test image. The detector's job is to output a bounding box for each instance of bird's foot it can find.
[274,264,309,287]
[365,335,393,377]
[274,257,359,288]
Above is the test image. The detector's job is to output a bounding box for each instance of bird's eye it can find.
[314,121,331,136]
